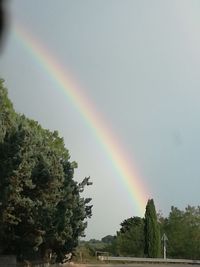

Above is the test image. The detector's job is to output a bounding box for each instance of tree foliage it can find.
[0,80,92,262]
[107,203,200,260]
[161,205,200,259]
[0,79,16,142]
[105,199,160,258]
[84,201,200,260]
[144,199,160,258]
[101,235,115,244]
[115,217,144,257]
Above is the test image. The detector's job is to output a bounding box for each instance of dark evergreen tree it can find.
[144,199,160,258]
[0,80,92,262]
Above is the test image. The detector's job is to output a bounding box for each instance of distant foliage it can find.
[101,235,115,244]
[81,201,200,260]
[160,205,200,259]
[0,80,92,263]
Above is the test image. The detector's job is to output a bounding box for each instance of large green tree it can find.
[0,80,92,262]
[144,199,160,258]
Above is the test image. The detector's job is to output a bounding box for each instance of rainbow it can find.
[13,23,150,216]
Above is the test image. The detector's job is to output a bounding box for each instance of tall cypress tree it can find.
[144,199,160,258]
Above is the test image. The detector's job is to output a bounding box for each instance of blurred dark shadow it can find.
[0,0,7,52]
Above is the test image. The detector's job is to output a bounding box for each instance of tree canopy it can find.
[0,80,92,262]
[116,216,144,257]
[160,205,200,259]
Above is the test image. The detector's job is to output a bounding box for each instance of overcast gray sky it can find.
[1,0,200,240]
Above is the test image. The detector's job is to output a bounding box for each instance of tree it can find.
[162,205,200,259]
[0,79,16,142]
[116,217,144,257]
[0,80,92,262]
[144,199,160,258]
[101,235,115,244]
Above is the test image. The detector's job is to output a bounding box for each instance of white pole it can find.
[164,243,166,260]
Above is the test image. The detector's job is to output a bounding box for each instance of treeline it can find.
[160,205,200,259]
[111,204,200,259]
[84,201,200,260]
[0,80,92,263]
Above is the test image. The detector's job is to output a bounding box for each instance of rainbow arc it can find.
[13,23,150,216]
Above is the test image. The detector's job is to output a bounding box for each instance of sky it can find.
[1,0,200,240]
